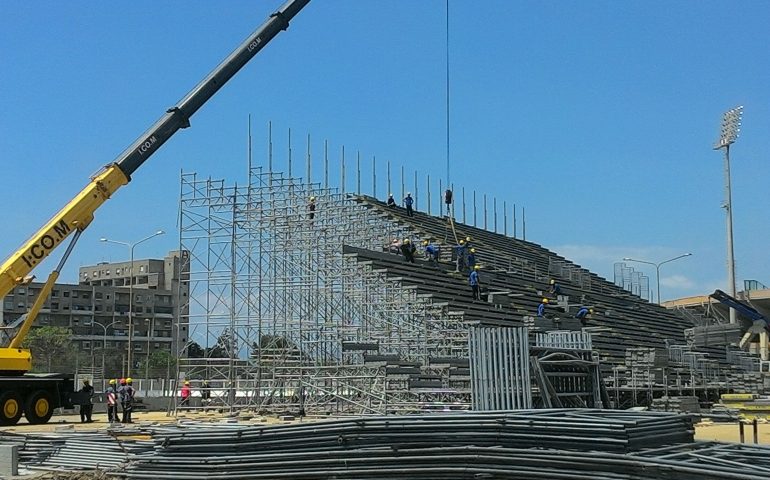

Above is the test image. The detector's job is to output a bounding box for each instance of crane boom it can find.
[0,0,310,301]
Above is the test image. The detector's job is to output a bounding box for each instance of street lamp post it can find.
[93,320,120,385]
[101,230,165,377]
[144,317,154,395]
[623,253,693,304]
[714,106,743,324]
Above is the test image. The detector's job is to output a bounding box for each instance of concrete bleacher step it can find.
[351,194,712,373]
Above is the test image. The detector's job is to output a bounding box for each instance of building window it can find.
[106,269,110,275]
[83,341,90,349]
[95,292,103,299]
[63,291,70,298]
[140,265,145,273]
[3,301,12,309]
[50,302,58,310]
[18,288,25,295]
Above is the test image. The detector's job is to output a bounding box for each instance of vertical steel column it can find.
[356,151,361,195]
[372,155,377,198]
[483,194,488,230]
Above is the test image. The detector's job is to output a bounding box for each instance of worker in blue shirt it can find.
[454,239,467,272]
[469,265,481,300]
[404,193,414,217]
[575,306,593,326]
[467,248,476,270]
[537,298,549,317]
[549,279,562,297]
[423,240,440,264]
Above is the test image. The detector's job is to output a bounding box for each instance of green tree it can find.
[206,329,236,358]
[21,326,77,373]
[187,341,205,358]
[138,350,178,379]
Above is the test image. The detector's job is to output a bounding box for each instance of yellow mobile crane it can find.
[0,0,310,425]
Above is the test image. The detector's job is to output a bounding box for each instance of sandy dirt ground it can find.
[0,410,299,435]
[694,420,770,444]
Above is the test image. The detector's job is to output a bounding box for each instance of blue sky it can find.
[1,0,768,302]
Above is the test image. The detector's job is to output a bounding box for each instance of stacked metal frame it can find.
[468,326,532,410]
[177,134,474,414]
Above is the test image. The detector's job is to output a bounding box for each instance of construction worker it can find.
[467,248,476,270]
[454,239,467,272]
[423,240,440,264]
[308,196,316,220]
[119,378,135,423]
[106,379,119,423]
[79,379,94,423]
[201,380,211,411]
[404,193,414,217]
[400,238,416,263]
[386,237,401,254]
[469,265,481,300]
[387,194,396,208]
[549,279,562,297]
[180,380,192,408]
[537,298,549,317]
[575,307,594,327]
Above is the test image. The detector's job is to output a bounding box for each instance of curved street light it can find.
[100,230,165,376]
[623,253,693,304]
[92,319,121,381]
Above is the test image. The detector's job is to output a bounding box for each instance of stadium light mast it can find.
[714,106,742,324]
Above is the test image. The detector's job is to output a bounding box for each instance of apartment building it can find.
[1,250,189,376]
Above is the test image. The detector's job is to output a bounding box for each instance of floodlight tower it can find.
[713,106,743,324]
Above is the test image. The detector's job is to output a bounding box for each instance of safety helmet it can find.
[550,279,555,285]
[389,193,393,197]
[404,238,410,243]
[542,298,549,304]
[466,236,471,242]
[407,192,411,196]
[126,377,133,384]
[422,240,428,245]
[309,196,315,201]
[470,248,475,253]
[589,309,594,314]
[474,265,480,270]
[184,380,190,385]
[459,240,465,245]
[109,379,117,385]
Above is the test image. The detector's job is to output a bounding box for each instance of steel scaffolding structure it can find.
[177,156,473,414]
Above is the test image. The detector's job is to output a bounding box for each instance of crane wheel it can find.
[0,391,23,425]
[24,390,53,424]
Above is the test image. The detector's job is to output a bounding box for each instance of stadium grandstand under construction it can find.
[175,126,768,415]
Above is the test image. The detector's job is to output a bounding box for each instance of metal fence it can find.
[468,326,531,410]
